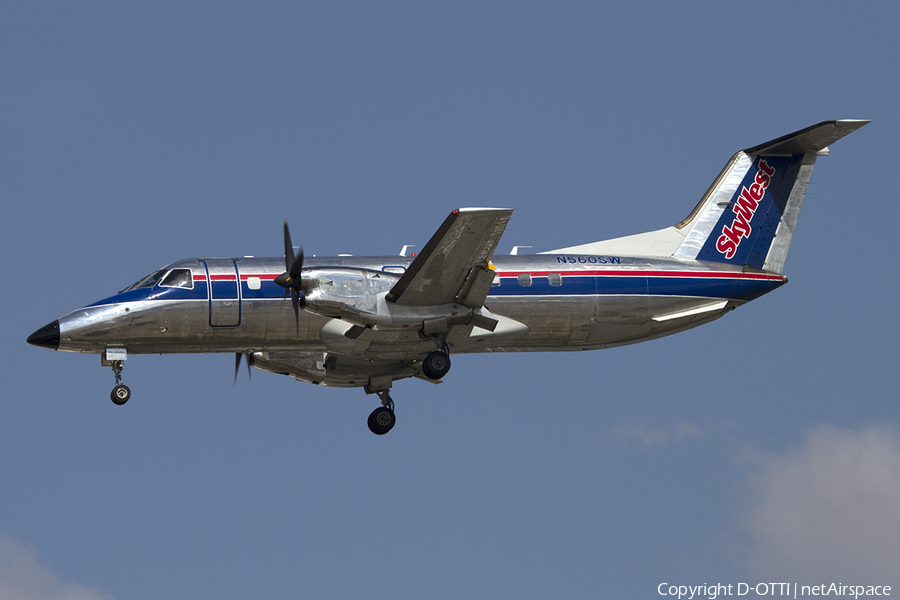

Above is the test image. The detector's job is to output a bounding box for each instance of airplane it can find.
[27,120,868,434]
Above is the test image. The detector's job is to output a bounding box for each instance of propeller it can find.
[274,220,304,333]
[233,352,253,386]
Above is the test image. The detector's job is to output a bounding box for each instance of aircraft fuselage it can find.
[44,253,784,357]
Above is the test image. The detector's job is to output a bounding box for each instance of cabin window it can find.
[549,273,562,287]
[491,273,501,287]
[517,273,532,287]
[247,276,261,290]
[160,268,194,289]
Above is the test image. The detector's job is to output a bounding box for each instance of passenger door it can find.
[203,259,241,327]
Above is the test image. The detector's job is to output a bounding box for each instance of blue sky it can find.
[3,2,899,598]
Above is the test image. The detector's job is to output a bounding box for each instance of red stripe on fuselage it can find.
[192,274,280,282]
[495,269,784,281]
[239,274,278,281]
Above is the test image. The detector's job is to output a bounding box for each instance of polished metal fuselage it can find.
[53,253,785,360]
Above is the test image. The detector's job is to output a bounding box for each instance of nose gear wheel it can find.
[109,360,131,405]
[111,384,131,405]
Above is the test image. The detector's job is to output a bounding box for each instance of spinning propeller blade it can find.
[233,352,252,386]
[274,220,304,333]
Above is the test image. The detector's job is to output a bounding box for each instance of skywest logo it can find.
[715,159,776,259]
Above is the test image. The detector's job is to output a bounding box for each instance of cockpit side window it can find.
[159,268,194,289]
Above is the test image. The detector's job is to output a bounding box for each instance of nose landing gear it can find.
[109,361,131,405]
[103,350,131,405]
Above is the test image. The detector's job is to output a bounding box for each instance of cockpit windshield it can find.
[122,269,167,293]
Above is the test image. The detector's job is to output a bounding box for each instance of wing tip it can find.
[457,207,514,213]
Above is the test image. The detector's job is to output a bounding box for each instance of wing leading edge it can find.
[385,207,513,308]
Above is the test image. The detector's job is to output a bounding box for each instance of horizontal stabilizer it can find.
[743,119,869,155]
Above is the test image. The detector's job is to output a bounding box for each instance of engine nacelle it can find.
[300,267,498,333]
[301,268,399,324]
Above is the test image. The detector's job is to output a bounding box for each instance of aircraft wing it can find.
[385,207,513,308]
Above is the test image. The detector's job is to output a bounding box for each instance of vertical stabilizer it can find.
[680,120,868,272]
[545,120,868,272]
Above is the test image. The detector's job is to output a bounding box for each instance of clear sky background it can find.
[2,2,899,599]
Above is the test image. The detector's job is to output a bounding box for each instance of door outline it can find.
[203,259,241,327]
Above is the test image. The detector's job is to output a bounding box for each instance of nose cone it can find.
[27,320,60,350]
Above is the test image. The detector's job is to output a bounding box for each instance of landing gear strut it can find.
[109,360,131,405]
[367,390,396,435]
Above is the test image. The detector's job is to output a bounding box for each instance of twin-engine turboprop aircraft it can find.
[28,120,867,434]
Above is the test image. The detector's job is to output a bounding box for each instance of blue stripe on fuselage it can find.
[88,282,210,306]
[488,273,784,301]
[86,268,784,309]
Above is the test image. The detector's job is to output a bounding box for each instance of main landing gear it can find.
[365,342,452,435]
[367,390,396,435]
[109,360,131,405]
[421,350,451,380]
[421,333,452,381]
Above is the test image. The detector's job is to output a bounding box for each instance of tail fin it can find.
[546,120,868,273]
[684,120,868,272]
